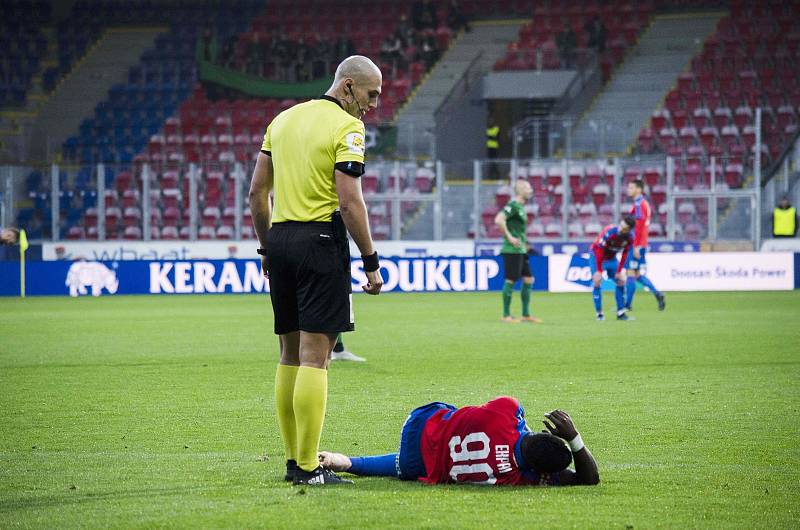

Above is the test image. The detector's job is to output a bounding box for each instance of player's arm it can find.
[591,237,605,271]
[543,410,599,486]
[249,152,274,256]
[617,240,631,276]
[336,170,382,295]
[494,209,520,247]
[632,202,648,251]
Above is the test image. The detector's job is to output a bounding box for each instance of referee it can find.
[249,55,383,486]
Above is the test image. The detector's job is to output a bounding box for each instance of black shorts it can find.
[502,252,531,282]
[264,217,353,335]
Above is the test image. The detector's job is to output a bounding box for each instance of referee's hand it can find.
[363,270,383,295]
[261,255,269,279]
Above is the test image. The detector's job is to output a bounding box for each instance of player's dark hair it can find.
[521,433,572,473]
[622,215,636,228]
[632,179,645,190]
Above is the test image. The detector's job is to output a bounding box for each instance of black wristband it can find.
[362,251,380,272]
[257,248,267,256]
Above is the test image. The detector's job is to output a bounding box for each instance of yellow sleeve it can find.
[261,121,272,152]
[334,119,366,164]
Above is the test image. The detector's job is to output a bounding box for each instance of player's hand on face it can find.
[592,271,603,287]
[543,410,579,441]
[363,269,383,295]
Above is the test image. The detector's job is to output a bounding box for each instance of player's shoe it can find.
[330,349,366,362]
[293,466,353,486]
[624,305,633,312]
[656,294,666,311]
[616,310,631,321]
[500,316,520,323]
[596,313,605,321]
[520,315,543,323]
[284,459,298,482]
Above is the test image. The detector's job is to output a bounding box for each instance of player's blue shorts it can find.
[396,401,456,480]
[626,248,647,270]
[589,256,620,279]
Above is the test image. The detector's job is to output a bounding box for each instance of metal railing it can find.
[2,158,444,243]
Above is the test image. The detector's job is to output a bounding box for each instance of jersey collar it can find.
[319,94,344,110]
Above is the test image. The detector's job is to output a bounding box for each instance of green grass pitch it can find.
[1,291,799,528]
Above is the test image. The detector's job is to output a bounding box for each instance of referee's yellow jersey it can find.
[262,96,366,223]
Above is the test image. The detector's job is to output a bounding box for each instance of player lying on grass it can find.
[317,397,599,486]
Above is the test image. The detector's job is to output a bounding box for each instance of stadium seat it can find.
[544,223,561,238]
[584,222,602,237]
[648,221,664,237]
[124,226,143,240]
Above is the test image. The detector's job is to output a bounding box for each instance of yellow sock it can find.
[293,366,328,472]
[274,364,299,462]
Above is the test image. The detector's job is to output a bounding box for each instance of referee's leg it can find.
[275,332,300,470]
[293,331,337,473]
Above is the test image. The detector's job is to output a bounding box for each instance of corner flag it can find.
[19,229,28,297]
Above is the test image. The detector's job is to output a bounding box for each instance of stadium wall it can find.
[2,252,798,297]
[0,256,548,297]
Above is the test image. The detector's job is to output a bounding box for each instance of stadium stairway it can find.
[0,28,58,160]
[27,27,163,161]
[403,180,498,240]
[569,12,723,156]
[394,21,523,159]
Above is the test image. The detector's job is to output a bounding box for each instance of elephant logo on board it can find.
[65,262,119,297]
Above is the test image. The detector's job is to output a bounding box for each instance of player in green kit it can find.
[494,179,542,323]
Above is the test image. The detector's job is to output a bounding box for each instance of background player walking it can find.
[590,216,635,321]
[625,180,665,312]
[494,180,541,323]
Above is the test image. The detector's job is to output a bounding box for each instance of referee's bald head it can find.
[333,55,382,85]
[329,55,382,119]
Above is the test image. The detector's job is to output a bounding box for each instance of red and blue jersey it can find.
[419,396,560,486]
[630,195,652,248]
[590,224,634,273]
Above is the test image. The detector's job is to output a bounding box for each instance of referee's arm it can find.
[336,169,382,294]
[249,152,274,271]
[335,169,374,257]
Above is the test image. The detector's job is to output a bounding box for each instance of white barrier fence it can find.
[549,252,795,292]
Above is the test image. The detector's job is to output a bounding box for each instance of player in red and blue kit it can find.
[589,216,635,321]
[318,397,599,487]
[626,180,666,312]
